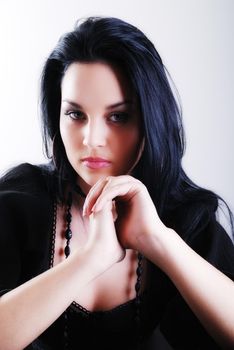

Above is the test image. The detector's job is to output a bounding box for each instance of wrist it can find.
[72,240,124,277]
[135,226,179,271]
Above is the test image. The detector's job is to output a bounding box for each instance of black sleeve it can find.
[159,219,234,349]
[0,163,54,297]
[0,191,22,295]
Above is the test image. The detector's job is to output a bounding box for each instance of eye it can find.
[109,112,130,124]
[64,110,85,121]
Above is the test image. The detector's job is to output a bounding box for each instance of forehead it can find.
[61,61,133,105]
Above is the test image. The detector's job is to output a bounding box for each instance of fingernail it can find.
[82,206,87,217]
[91,204,97,213]
[92,204,101,213]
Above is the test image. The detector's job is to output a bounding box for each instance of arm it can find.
[0,248,99,350]
[136,227,234,349]
[0,202,123,350]
[84,175,234,349]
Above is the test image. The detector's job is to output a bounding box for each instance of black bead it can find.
[65,245,71,257]
[66,212,72,223]
[136,265,143,276]
[135,281,141,293]
[65,229,72,240]
[138,252,143,260]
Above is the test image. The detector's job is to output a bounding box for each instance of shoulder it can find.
[0,163,55,228]
[0,162,55,196]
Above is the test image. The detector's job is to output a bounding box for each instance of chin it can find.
[77,172,107,190]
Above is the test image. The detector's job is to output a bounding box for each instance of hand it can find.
[83,175,167,250]
[84,199,125,268]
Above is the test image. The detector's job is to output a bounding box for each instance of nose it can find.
[82,118,107,147]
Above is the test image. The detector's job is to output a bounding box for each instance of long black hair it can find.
[40,16,233,241]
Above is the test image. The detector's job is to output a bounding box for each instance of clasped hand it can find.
[82,175,167,261]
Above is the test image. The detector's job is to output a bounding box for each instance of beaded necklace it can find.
[63,187,143,349]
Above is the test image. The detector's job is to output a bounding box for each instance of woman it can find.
[0,16,233,350]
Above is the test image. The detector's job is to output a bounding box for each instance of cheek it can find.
[60,120,80,152]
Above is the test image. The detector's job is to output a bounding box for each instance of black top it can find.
[0,163,234,350]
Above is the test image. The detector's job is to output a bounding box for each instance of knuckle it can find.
[106,176,112,182]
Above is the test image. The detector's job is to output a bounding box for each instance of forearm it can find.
[0,247,104,350]
[137,228,234,349]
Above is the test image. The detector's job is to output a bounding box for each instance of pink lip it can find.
[81,157,111,169]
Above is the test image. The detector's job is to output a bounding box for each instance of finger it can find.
[92,180,141,213]
[83,176,111,216]
[112,201,118,222]
[83,175,135,216]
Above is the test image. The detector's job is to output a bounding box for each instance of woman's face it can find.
[60,62,142,193]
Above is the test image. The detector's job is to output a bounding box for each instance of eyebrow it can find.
[62,99,133,109]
